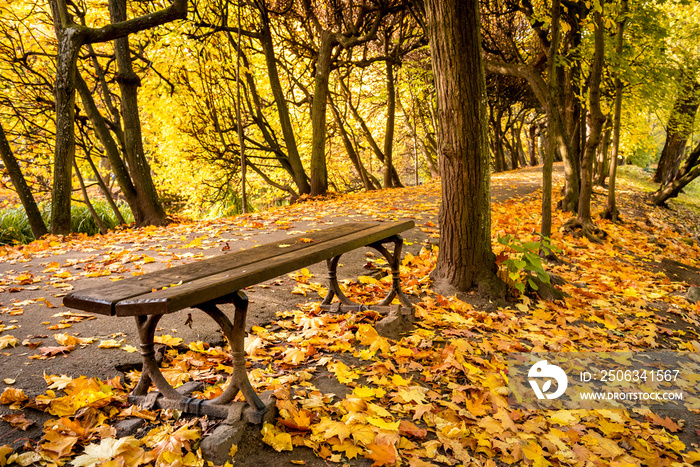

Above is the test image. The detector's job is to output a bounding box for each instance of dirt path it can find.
[0,164,563,461]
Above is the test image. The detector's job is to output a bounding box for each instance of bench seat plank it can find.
[64,221,414,317]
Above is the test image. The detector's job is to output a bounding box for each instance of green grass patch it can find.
[0,200,133,245]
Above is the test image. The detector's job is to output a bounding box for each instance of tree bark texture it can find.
[309,34,333,196]
[425,0,501,295]
[654,147,700,205]
[0,124,48,239]
[383,60,396,188]
[577,9,606,223]
[654,71,700,185]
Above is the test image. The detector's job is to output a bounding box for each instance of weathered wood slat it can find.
[64,221,414,316]
[64,222,377,315]
[114,220,414,316]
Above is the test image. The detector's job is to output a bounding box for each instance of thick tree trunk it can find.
[49,0,186,234]
[654,72,700,185]
[309,34,333,196]
[0,124,48,239]
[109,0,167,226]
[259,14,310,195]
[425,0,503,297]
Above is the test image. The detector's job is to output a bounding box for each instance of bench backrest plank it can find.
[64,221,414,316]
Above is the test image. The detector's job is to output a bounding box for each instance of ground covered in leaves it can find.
[1,166,700,466]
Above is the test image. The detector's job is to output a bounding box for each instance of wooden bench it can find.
[63,220,414,425]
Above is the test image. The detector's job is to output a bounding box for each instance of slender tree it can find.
[0,124,48,239]
[603,0,629,221]
[48,0,187,234]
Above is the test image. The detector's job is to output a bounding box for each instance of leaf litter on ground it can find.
[0,172,699,465]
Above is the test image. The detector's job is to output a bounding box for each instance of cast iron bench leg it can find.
[322,234,413,310]
[129,291,268,422]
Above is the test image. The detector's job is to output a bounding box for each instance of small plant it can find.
[496,234,560,295]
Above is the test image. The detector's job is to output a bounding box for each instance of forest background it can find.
[0,0,699,244]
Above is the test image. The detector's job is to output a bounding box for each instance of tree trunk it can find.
[84,152,126,225]
[577,9,606,225]
[342,79,404,187]
[425,0,503,297]
[528,122,539,166]
[398,90,438,178]
[514,113,528,168]
[48,0,187,234]
[653,151,700,205]
[595,118,612,186]
[329,99,378,191]
[76,74,140,214]
[109,0,167,226]
[73,159,107,234]
[0,124,48,239]
[51,26,83,234]
[680,139,700,177]
[383,60,396,189]
[542,0,560,239]
[490,105,506,172]
[654,71,700,185]
[259,11,310,195]
[309,33,333,196]
[603,0,628,222]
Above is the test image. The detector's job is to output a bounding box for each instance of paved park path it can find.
[0,164,563,459]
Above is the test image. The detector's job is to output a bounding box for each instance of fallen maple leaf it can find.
[0,388,27,405]
[40,430,79,461]
[366,443,397,467]
[261,423,293,452]
[98,339,122,349]
[0,335,18,349]
[40,345,75,357]
[398,420,427,439]
[0,413,33,431]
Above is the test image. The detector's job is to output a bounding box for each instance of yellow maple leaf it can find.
[0,335,18,350]
[154,335,183,347]
[0,388,27,405]
[44,374,73,390]
[54,333,93,347]
[261,423,292,452]
[367,417,399,432]
[98,339,123,349]
[329,361,359,383]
